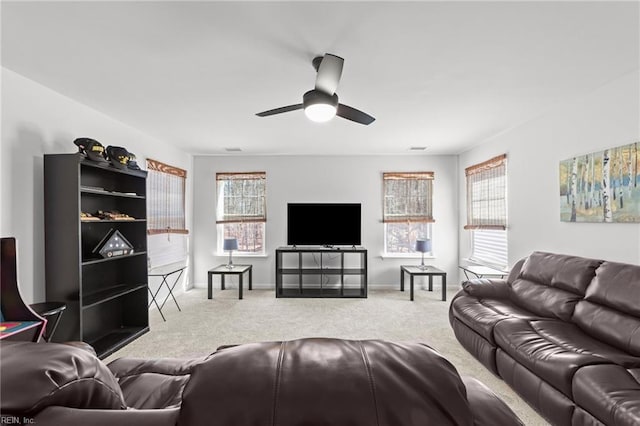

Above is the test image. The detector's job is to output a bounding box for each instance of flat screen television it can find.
[287,203,361,246]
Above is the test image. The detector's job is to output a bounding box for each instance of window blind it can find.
[471,229,508,268]
[216,172,266,224]
[382,172,435,223]
[147,159,188,235]
[464,155,507,230]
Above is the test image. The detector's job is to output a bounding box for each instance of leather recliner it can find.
[0,337,523,426]
[450,251,640,426]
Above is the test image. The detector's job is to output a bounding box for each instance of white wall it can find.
[458,70,640,267]
[1,68,193,303]
[192,155,458,289]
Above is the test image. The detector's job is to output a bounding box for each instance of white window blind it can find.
[470,229,508,269]
[465,155,507,230]
[147,159,187,235]
[216,172,266,253]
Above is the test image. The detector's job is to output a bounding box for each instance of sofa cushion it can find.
[0,342,125,414]
[573,365,640,426]
[108,357,203,409]
[586,261,640,316]
[451,295,541,344]
[509,252,601,321]
[573,301,640,358]
[179,338,475,426]
[520,251,602,294]
[572,261,640,356]
[493,319,636,397]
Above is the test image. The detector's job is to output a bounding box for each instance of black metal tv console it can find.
[275,247,367,298]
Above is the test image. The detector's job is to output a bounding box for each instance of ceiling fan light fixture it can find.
[303,90,338,123]
[255,55,374,125]
[304,103,336,122]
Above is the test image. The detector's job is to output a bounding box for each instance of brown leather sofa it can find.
[449,251,640,426]
[0,337,523,425]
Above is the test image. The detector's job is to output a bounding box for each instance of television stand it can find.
[275,247,367,298]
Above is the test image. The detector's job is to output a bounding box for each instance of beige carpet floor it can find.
[109,285,549,425]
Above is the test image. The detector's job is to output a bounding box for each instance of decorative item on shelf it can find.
[97,210,136,220]
[415,239,432,270]
[127,152,141,170]
[93,229,134,258]
[73,138,108,163]
[80,212,100,221]
[223,238,238,269]
[105,146,130,170]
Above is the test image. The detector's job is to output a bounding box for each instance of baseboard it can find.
[192,282,402,291]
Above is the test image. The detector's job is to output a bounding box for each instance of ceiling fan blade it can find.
[315,54,344,95]
[337,104,375,125]
[256,104,304,117]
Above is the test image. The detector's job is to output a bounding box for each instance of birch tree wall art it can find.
[560,142,640,222]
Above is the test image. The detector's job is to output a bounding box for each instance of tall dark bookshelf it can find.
[44,153,149,359]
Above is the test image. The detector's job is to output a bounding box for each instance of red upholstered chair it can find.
[0,237,45,342]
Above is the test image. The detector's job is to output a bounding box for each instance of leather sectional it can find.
[449,251,640,426]
[0,337,523,425]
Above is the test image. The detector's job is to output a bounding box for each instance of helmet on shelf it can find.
[127,152,141,170]
[73,138,107,163]
[105,146,130,170]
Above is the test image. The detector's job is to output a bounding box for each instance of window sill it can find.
[380,253,435,260]
[215,253,268,258]
[462,257,507,270]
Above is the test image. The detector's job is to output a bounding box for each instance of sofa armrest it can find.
[461,376,524,426]
[462,278,510,299]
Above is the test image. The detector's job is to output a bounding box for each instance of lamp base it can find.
[417,252,428,270]
[226,264,235,269]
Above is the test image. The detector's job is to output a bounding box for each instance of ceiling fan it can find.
[256,53,375,125]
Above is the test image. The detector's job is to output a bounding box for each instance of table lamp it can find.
[415,239,431,270]
[223,238,238,269]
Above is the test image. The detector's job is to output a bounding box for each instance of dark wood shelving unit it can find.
[81,251,147,266]
[44,153,149,359]
[82,283,148,309]
[90,326,148,359]
[82,219,147,223]
[80,187,146,199]
[275,247,367,298]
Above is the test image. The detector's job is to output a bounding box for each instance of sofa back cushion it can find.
[179,338,474,426]
[0,341,126,415]
[573,261,640,355]
[510,251,602,321]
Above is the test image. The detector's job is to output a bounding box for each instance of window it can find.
[216,172,266,254]
[464,154,507,268]
[147,159,187,235]
[383,172,434,254]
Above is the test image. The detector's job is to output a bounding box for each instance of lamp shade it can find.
[415,239,432,253]
[223,238,238,251]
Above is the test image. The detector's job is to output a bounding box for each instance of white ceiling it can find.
[2,1,638,156]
